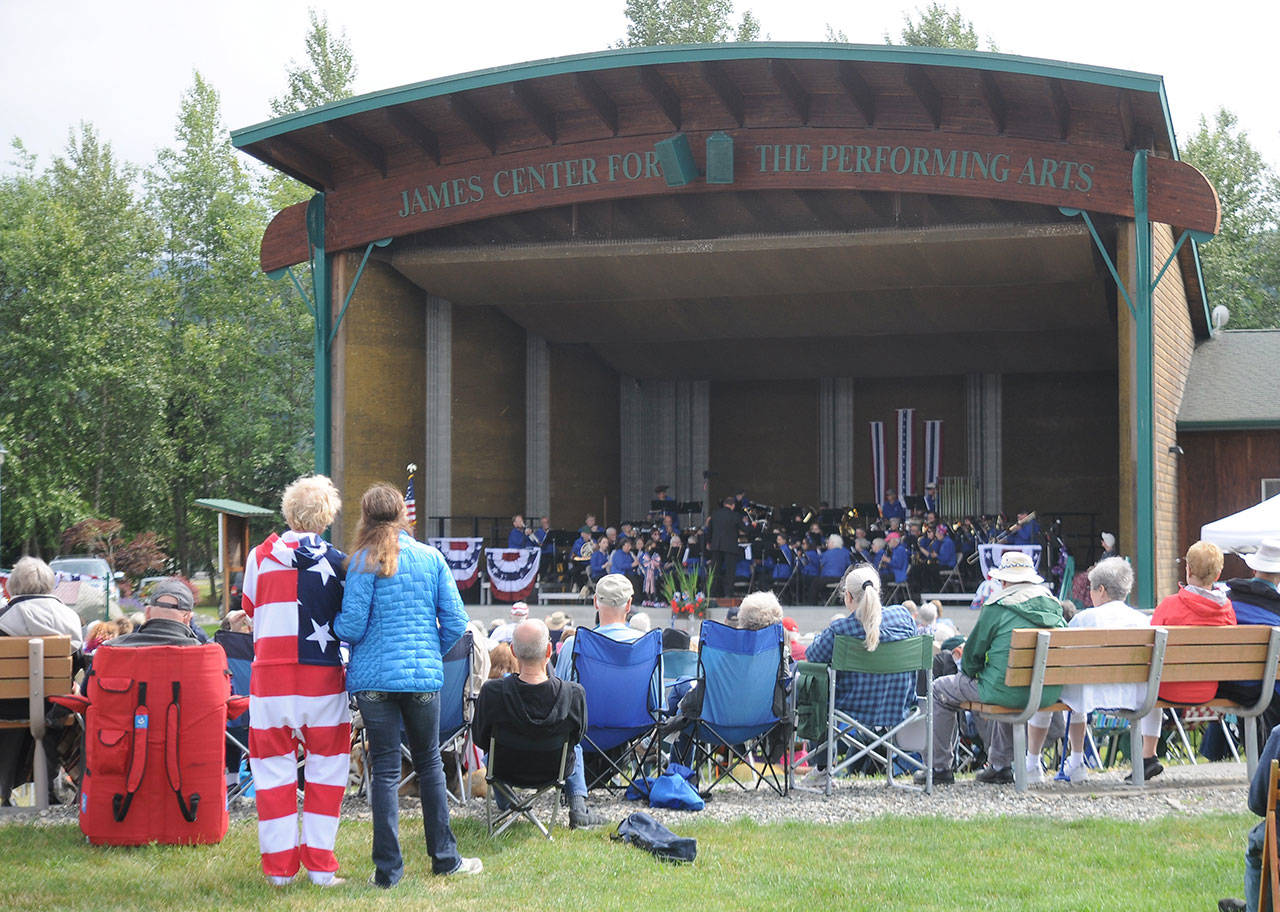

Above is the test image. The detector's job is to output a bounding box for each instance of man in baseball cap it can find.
[551,574,642,828]
[105,578,202,648]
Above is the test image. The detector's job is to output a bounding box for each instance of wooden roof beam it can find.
[978,71,1006,134]
[1048,78,1071,141]
[639,67,682,130]
[250,141,324,189]
[835,62,875,126]
[792,190,844,230]
[576,73,618,135]
[510,82,557,144]
[325,121,388,178]
[905,65,942,129]
[384,108,440,165]
[769,60,809,124]
[447,93,497,154]
[700,61,746,127]
[267,136,333,188]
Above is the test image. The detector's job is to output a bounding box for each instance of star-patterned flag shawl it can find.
[243,531,347,668]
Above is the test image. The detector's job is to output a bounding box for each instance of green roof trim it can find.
[194,498,276,518]
[1178,419,1280,431]
[231,42,1173,151]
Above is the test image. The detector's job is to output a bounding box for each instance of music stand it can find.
[854,502,881,524]
[678,500,703,515]
[904,495,926,513]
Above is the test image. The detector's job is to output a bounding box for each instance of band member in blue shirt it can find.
[507,514,536,549]
[881,489,906,523]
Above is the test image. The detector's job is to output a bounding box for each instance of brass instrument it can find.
[965,510,1037,564]
[837,508,861,543]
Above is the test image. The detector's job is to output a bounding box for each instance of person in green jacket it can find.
[913,550,1065,786]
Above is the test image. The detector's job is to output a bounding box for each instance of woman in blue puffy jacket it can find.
[336,484,480,887]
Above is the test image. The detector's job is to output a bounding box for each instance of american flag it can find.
[405,464,417,524]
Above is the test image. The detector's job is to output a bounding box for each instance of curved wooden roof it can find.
[232,42,1217,325]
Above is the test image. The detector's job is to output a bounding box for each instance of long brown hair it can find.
[348,483,412,577]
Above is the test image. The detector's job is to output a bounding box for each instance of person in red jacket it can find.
[1135,540,1235,781]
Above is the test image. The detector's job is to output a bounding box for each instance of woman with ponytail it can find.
[804,564,919,730]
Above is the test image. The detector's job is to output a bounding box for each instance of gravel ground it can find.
[4,759,1250,830]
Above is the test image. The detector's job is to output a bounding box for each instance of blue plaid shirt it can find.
[805,606,918,727]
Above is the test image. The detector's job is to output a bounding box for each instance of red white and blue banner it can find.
[485,548,541,602]
[977,544,1042,577]
[923,420,943,489]
[896,408,915,496]
[428,537,484,591]
[405,463,417,525]
[869,421,886,506]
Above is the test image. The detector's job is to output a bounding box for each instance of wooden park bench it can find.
[0,635,75,811]
[961,625,1280,792]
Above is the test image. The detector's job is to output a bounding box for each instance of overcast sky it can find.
[3,0,1278,175]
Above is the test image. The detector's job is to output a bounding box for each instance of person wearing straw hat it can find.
[545,610,570,649]
[913,550,1065,786]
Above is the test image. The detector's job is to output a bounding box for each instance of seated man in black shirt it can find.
[472,618,598,828]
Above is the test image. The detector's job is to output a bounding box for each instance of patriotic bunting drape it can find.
[869,421,886,506]
[923,420,943,489]
[485,548,541,602]
[896,408,915,496]
[428,537,484,590]
[977,544,1042,577]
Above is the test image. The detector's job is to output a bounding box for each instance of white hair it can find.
[917,601,938,626]
[826,534,844,550]
[8,556,55,596]
[841,564,884,651]
[628,612,652,632]
[738,591,784,630]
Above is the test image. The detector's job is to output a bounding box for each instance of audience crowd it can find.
[4,474,1279,909]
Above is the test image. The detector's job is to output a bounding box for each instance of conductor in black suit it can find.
[708,495,741,598]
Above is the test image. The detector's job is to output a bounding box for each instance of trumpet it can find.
[965,510,1037,564]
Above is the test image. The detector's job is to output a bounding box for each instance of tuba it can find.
[838,508,860,543]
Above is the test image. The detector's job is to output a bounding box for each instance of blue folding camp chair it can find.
[213,628,255,802]
[355,631,473,802]
[685,620,790,796]
[570,627,663,793]
[439,631,474,804]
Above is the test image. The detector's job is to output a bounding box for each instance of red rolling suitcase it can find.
[53,644,248,846]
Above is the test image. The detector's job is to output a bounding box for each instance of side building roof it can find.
[1178,330,1280,430]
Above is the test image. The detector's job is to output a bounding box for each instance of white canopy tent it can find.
[1201,494,1280,553]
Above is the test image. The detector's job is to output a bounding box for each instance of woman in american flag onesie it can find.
[242,475,350,887]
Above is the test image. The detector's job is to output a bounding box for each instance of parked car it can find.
[49,555,122,623]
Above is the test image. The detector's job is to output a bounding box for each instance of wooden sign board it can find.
[261,128,1219,272]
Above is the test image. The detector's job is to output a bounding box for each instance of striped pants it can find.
[248,664,351,880]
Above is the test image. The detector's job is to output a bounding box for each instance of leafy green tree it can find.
[270,9,357,117]
[148,74,312,571]
[0,128,167,561]
[1183,108,1280,328]
[266,9,359,212]
[620,0,761,46]
[886,3,997,51]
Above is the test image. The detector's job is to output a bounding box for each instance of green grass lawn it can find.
[0,813,1252,911]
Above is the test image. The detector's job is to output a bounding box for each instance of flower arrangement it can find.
[660,561,714,619]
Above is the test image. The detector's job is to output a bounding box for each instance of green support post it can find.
[1062,151,1213,609]
[1132,151,1155,610]
[306,195,331,477]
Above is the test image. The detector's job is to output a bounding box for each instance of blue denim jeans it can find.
[1246,819,1264,912]
[356,691,461,884]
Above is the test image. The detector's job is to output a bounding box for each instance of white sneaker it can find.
[1063,754,1089,783]
[1025,758,1044,784]
[444,857,483,876]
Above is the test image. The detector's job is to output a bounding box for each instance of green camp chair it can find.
[793,634,934,795]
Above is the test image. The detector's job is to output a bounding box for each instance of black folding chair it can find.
[484,732,571,839]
